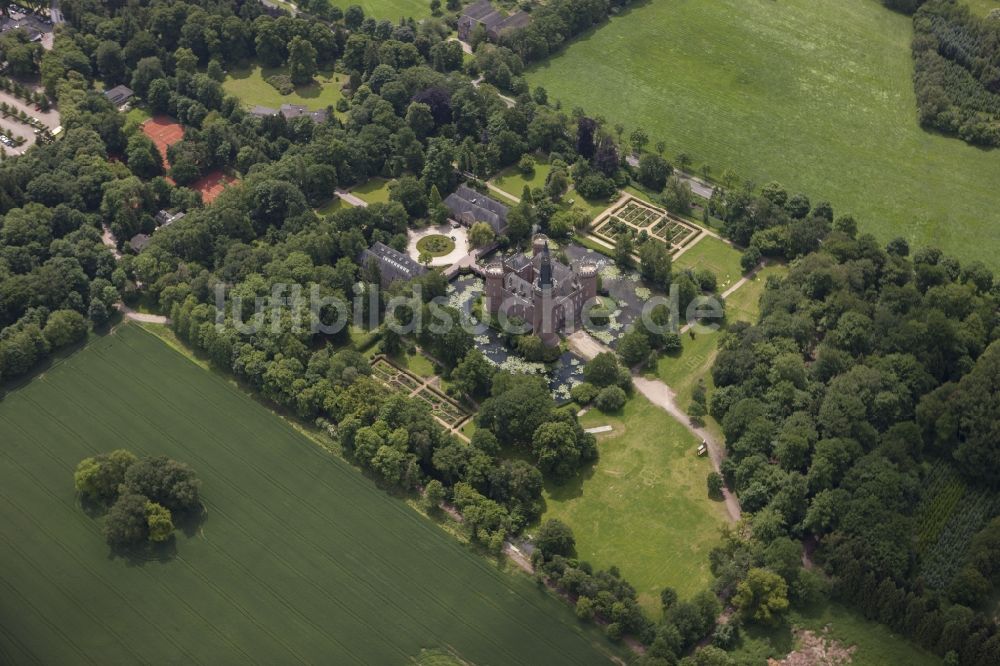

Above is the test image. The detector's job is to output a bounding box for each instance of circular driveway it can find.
[407,223,469,266]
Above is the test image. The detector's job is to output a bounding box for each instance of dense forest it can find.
[706,178,1000,663]
[885,0,1000,146]
[0,0,998,664]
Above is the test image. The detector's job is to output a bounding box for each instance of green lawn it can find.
[338,0,431,19]
[223,64,345,111]
[123,107,152,135]
[527,0,1000,268]
[389,349,437,378]
[724,263,788,325]
[673,236,744,291]
[541,394,728,612]
[416,234,456,257]
[728,601,940,666]
[315,196,342,216]
[0,325,617,664]
[491,157,553,198]
[352,177,394,204]
[656,330,722,409]
[965,0,1000,15]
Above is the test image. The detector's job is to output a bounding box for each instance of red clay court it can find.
[193,170,239,204]
[141,115,184,170]
[142,115,240,203]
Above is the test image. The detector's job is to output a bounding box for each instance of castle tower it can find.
[533,243,559,346]
[484,262,504,315]
[579,262,598,303]
[538,243,553,289]
[532,233,549,257]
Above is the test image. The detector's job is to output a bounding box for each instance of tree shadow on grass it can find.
[107,504,207,567]
[543,457,598,503]
[735,619,795,659]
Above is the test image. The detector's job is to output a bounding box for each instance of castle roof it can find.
[444,184,509,234]
[360,242,427,287]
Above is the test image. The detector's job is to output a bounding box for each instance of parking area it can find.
[0,7,55,51]
[0,87,60,157]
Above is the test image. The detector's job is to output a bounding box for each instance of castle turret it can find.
[532,233,549,257]
[485,262,504,315]
[538,243,553,289]
[579,262,598,303]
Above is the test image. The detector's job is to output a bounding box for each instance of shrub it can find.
[265,74,295,95]
[707,471,724,499]
[517,154,535,176]
[594,386,627,412]
[570,381,598,405]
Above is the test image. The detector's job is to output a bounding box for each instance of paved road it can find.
[335,188,367,207]
[449,37,473,55]
[625,154,715,199]
[50,0,64,24]
[470,77,515,108]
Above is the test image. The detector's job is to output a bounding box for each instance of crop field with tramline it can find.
[0,325,614,664]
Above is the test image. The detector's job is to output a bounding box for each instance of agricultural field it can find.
[541,393,728,612]
[729,601,941,666]
[527,0,1000,268]
[0,325,616,664]
[223,64,345,111]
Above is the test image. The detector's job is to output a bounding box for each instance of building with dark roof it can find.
[0,14,50,44]
[103,85,134,109]
[484,235,598,346]
[129,234,151,253]
[154,210,186,228]
[280,103,329,123]
[360,242,428,288]
[444,184,509,235]
[250,105,278,118]
[457,0,531,42]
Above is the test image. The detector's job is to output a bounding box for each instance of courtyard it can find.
[407,223,469,266]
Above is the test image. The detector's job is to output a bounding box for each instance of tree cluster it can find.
[74,449,201,550]
[912,0,1000,147]
[705,224,1000,663]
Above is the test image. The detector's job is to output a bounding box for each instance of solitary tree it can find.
[288,36,317,85]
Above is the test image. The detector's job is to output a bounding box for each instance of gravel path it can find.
[632,377,741,522]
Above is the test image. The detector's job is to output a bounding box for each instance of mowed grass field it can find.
[223,64,345,111]
[527,0,1000,268]
[673,235,744,292]
[0,325,617,664]
[335,0,430,19]
[542,394,728,612]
